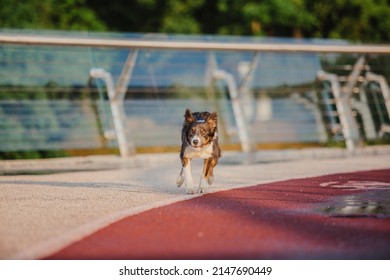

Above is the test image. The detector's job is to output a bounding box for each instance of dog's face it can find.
[188,123,212,149]
[184,109,217,149]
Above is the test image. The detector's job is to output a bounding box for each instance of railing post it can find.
[317,71,360,151]
[89,68,136,157]
[115,49,138,100]
[237,52,259,122]
[366,72,390,119]
[213,70,254,154]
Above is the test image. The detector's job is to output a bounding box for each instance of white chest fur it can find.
[183,142,213,159]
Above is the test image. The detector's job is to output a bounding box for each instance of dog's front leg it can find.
[199,159,211,193]
[176,167,185,188]
[181,158,195,194]
[199,177,208,193]
[199,158,217,193]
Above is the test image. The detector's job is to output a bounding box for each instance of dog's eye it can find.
[190,128,196,135]
[200,128,206,135]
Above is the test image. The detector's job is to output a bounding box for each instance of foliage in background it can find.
[86,0,390,43]
[0,0,106,31]
[305,0,390,42]
[1,0,390,42]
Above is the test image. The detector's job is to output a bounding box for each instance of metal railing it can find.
[1,33,389,54]
[1,32,390,157]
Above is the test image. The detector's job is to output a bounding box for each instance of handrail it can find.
[0,34,389,54]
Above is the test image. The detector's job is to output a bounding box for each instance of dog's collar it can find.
[195,115,205,123]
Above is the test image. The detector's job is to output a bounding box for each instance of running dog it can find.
[176,108,222,194]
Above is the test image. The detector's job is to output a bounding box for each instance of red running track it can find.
[46,169,390,260]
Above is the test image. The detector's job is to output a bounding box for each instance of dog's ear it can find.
[184,108,195,124]
[207,112,218,131]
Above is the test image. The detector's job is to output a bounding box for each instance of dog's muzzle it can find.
[191,136,201,148]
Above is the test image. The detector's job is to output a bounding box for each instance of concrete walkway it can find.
[1,146,390,259]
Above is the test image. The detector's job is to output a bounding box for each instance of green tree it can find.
[0,0,107,30]
[241,0,317,37]
[85,0,390,42]
[160,0,204,34]
[2,0,390,42]
[85,0,164,32]
[305,0,390,42]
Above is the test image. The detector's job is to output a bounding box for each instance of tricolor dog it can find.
[176,108,222,194]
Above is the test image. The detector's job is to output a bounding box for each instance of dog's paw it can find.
[199,177,208,191]
[176,175,184,188]
[187,188,197,195]
[197,187,206,194]
[207,176,214,185]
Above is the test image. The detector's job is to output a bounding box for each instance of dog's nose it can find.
[193,139,199,145]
